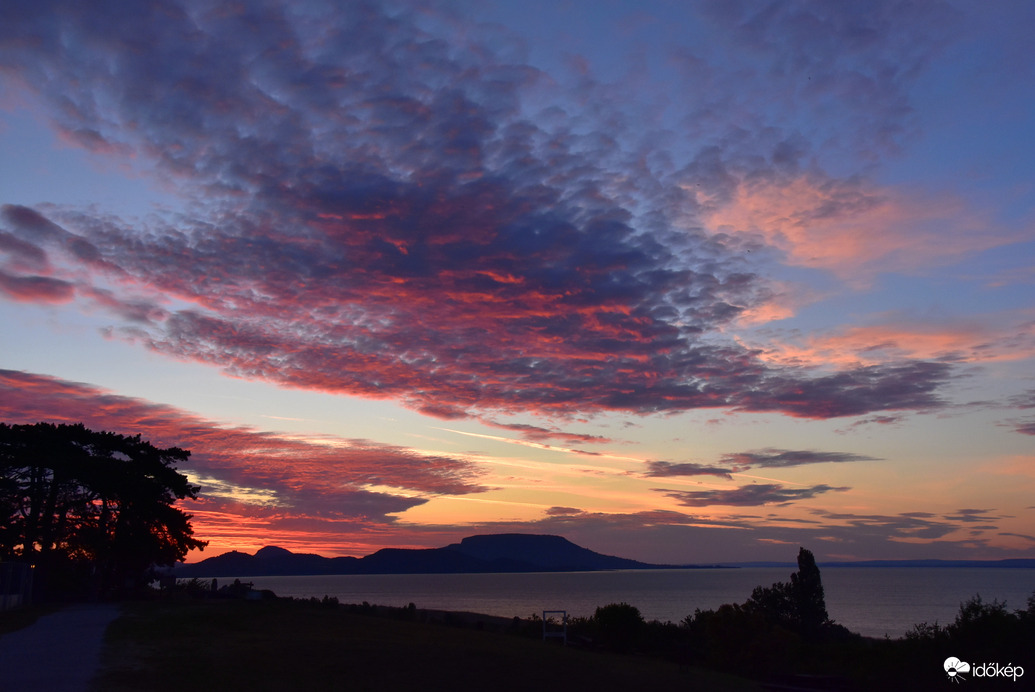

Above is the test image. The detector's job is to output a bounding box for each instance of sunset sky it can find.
[2,0,1033,564]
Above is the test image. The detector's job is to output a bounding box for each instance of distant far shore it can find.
[733,559,1035,569]
[172,533,1035,577]
[174,557,1035,574]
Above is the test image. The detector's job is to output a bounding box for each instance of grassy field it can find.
[94,598,763,691]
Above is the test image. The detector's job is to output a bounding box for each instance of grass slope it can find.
[95,599,761,692]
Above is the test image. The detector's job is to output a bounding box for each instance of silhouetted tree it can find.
[684,547,841,678]
[746,547,829,637]
[896,592,1035,688]
[789,547,828,634]
[0,422,206,597]
[941,594,1031,662]
[745,579,794,627]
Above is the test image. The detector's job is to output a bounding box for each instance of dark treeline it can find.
[551,548,1035,690]
[172,546,1033,690]
[0,422,206,600]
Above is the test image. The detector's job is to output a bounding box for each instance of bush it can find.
[592,602,645,653]
[685,603,799,676]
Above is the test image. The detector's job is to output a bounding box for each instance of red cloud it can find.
[0,369,488,554]
[46,192,961,417]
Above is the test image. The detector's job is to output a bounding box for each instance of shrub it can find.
[592,602,645,653]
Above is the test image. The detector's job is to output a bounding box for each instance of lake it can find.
[223,567,1035,639]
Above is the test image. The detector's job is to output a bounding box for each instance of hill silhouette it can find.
[174,533,680,577]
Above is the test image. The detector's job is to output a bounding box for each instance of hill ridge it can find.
[174,532,677,578]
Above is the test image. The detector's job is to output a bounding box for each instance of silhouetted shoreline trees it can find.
[675,547,854,679]
[562,547,1033,688]
[744,546,831,637]
[156,543,1033,689]
[0,422,206,599]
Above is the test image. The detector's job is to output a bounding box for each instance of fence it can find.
[0,562,33,610]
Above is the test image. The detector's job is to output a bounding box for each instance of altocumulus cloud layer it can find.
[0,0,959,422]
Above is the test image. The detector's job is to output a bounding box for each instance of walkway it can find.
[0,604,121,691]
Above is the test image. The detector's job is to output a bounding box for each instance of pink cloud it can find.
[750,317,1035,369]
[702,175,1010,283]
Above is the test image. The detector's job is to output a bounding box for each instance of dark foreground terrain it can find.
[92,598,762,692]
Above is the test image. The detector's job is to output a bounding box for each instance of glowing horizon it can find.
[1,0,1033,564]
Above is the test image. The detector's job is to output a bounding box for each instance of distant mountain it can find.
[173,533,678,578]
[176,546,361,577]
[445,534,653,571]
[173,537,1035,578]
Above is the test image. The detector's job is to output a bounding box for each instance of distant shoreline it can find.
[173,534,1035,576]
[176,562,1035,638]
[734,559,1035,569]
[175,558,1035,576]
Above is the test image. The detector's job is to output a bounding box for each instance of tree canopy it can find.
[682,546,843,676]
[745,547,830,636]
[0,422,206,597]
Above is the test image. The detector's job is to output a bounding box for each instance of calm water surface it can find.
[230,567,1035,639]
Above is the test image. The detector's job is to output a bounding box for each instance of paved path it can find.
[0,604,121,692]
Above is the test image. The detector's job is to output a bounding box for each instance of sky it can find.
[1,0,1033,565]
